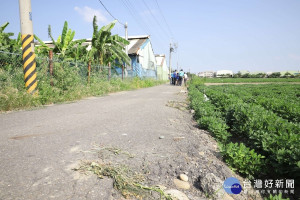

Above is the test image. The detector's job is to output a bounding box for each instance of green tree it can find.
[48,21,86,58]
[268,72,281,78]
[91,16,130,67]
[233,72,241,78]
[241,73,250,78]
[257,73,266,78]
[66,41,88,62]
[34,21,87,62]
[283,72,292,78]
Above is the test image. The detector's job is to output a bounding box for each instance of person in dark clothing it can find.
[172,70,177,85]
[176,73,179,85]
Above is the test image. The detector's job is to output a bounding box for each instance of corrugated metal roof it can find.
[128,38,148,55]
[127,35,150,55]
[127,35,149,40]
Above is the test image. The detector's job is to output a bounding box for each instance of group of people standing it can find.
[170,69,188,86]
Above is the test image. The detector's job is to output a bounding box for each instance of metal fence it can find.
[0,50,158,84]
[0,50,23,69]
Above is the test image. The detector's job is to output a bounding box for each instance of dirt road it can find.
[0,84,259,200]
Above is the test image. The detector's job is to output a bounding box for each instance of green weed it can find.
[0,60,165,112]
[264,193,290,200]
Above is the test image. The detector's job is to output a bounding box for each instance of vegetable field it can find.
[188,78,300,188]
[201,78,300,83]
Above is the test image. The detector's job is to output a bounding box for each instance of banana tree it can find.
[66,40,89,62]
[11,32,22,53]
[0,23,23,71]
[48,21,86,59]
[34,34,51,56]
[91,16,130,68]
[0,22,14,52]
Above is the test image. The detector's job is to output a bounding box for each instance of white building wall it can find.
[216,70,233,77]
[139,41,156,70]
[162,57,168,71]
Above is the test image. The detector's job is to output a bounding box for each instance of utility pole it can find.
[19,0,37,94]
[169,43,173,76]
[124,22,128,78]
[125,22,128,55]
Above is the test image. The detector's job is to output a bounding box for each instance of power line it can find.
[141,0,171,39]
[97,0,125,25]
[120,0,152,34]
[154,0,174,38]
[126,0,155,35]
[114,0,169,54]
[120,0,167,50]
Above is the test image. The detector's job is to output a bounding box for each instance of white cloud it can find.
[74,6,107,23]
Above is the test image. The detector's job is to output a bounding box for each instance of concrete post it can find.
[19,0,38,94]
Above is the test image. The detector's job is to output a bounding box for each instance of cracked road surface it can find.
[0,84,190,199]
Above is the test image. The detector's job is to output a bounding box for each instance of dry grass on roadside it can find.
[74,161,173,200]
[166,100,188,111]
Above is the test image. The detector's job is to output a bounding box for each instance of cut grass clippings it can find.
[89,145,135,158]
[74,161,173,200]
[166,100,188,111]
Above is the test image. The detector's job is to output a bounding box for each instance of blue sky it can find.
[1,0,300,73]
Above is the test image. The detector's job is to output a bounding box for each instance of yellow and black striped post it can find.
[19,0,37,94]
[22,34,37,94]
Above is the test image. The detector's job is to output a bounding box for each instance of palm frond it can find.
[112,35,129,45]
[103,20,117,32]
[0,22,9,33]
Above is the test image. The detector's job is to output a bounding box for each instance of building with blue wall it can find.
[125,35,157,79]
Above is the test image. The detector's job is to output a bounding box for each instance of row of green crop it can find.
[207,84,299,103]
[202,78,300,83]
[189,78,266,178]
[204,84,300,123]
[197,84,300,177]
[189,78,300,183]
